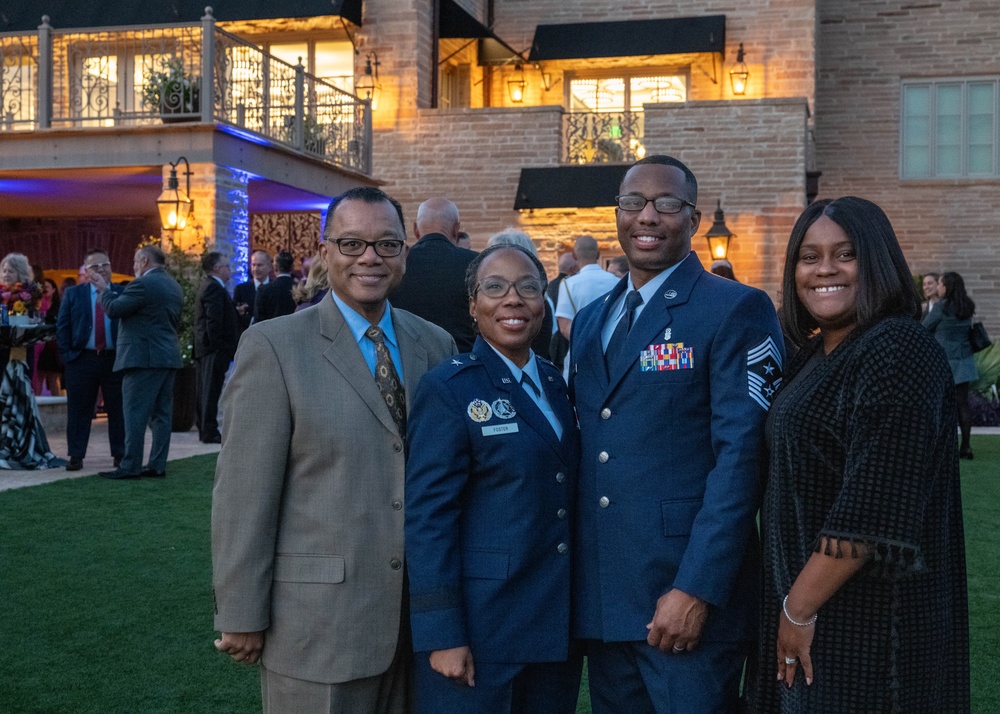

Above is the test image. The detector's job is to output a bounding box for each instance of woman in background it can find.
[33,278,64,395]
[923,271,977,459]
[292,253,329,311]
[747,197,969,713]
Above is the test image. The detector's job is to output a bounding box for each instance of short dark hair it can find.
[84,248,109,261]
[923,271,940,281]
[623,155,698,205]
[274,251,294,274]
[201,251,226,274]
[465,243,548,299]
[781,196,921,347]
[138,245,166,266]
[324,187,406,239]
[939,271,975,320]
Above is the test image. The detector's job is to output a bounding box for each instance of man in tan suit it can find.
[212,186,456,713]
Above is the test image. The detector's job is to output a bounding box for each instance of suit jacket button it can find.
[598,451,609,463]
[557,508,567,519]
[555,472,566,483]
[392,500,402,510]
[393,442,402,452]
[600,408,612,419]
[390,558,402,570]
[599,496,610,508]
[557,543,568,554]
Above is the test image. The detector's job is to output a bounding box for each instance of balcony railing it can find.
[0,10,372,175]
[562,111,645,164]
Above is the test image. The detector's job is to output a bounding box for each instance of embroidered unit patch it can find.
[640,342,694,372]
[747,335,783,410]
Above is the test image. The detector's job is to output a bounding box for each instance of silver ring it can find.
[784,656,798,664]
[672,645,685,653]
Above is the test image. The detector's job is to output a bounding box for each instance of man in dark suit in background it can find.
[390,197,477,351]
[254,250,296,322]
[194,252,239,444]
[233,250,272,333]
[91,245,184,480]
[56,248,125,471]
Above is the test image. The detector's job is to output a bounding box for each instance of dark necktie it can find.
[605,290,644,366]
[520,371,541,397]
[366,325,407,439]
[94,295,107,353]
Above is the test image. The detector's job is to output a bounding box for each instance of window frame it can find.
[564,66,690,113]
[900,76,1000,180]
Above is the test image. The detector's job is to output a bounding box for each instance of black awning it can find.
[439,0,492,39]
[528,15,725,62]
[0,0,363,31]
[514,165,630,210]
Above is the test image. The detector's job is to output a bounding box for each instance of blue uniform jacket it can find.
[569,251,783,644]
[406,337,580,676]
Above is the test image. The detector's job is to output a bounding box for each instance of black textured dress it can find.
[746,317,970,713]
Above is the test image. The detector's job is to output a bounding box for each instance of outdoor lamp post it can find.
[507,64,526,103]
[356,52,381,111]
[704,199,735,261]
[729,43,749,96]
[157,156,193,231]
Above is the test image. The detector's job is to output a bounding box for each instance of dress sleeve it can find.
[818,323,948,575]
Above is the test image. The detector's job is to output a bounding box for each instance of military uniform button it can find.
[600,408,612,419]
[392,500,402,511]
[390,558,402,570]
[555,472,566,483]
[599,496,610,508]
[557,543,568,554]
[557,508,567,519]
[598,451,609,463]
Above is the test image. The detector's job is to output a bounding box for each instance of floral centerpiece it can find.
[2,281,43,322]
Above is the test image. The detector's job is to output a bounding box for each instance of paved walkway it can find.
[0,418,221,492]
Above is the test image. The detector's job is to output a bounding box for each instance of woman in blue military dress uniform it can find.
[405,243,582,713]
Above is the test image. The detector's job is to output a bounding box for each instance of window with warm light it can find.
[568,72,686,112]
[269,40,354,93]
[2,55,36,128]
[901,78,999,178]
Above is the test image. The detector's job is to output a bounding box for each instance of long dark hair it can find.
[781,197,921,347]
[939,271,975,320]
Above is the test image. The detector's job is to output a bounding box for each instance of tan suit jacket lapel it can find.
[392,307,430,409]
[318,296,400,437]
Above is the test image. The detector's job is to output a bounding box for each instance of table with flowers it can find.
[1,282,66,470]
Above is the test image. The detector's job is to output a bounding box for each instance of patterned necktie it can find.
[366,325,406,439]
[605,290,644,366]
[94,295,107,353]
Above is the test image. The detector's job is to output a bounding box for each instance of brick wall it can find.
[816,0,1000,333]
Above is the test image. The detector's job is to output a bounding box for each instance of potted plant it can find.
[282,114,328,155]
[142,57,201,123]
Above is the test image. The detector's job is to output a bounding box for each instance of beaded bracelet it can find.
[782,595,818,627]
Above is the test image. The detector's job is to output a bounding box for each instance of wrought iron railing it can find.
[0,10,372,174]
[562,111,645,164]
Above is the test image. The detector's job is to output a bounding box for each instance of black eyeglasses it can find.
[334,239,405,258]
[615,195,696,214]
[477,277,545,299]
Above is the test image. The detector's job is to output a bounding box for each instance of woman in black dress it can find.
[746,197,969,712]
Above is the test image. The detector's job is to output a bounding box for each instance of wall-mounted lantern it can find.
[704,199,735,260]
[507,64,526,103]
[156,156,193,231]
[357,51,382,111]
[729,43,749,96]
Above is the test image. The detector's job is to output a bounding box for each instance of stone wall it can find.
[816,0,1000,333]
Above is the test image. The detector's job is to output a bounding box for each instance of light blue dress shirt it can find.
[329,291,404,383]
[486,344,563,440]
[600,260,683,351]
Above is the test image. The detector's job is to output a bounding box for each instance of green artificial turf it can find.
[0,438,996,712]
